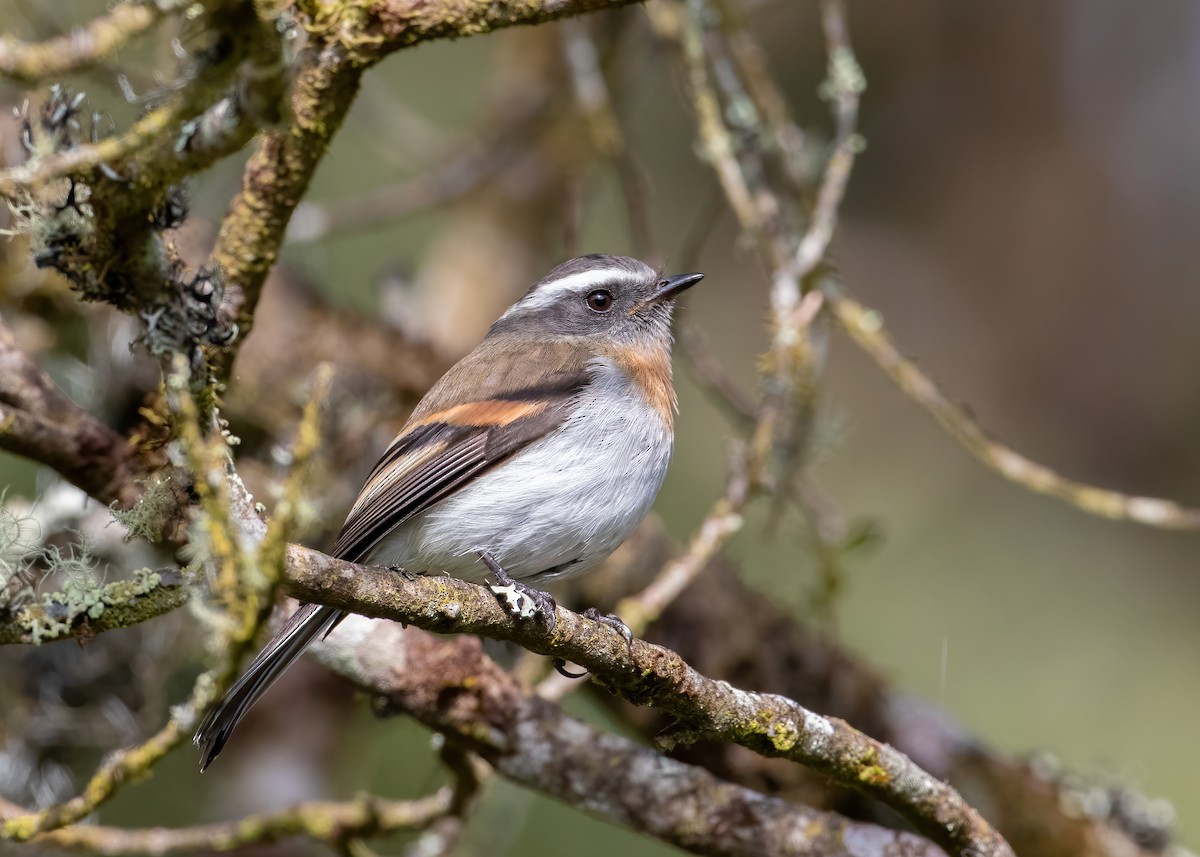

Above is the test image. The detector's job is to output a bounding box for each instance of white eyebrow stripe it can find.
[502,268,634,317]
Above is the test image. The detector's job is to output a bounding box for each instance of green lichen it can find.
[101,567,162,603]
[854,746,890,786]
[8,567,179,645]
[42,534,105,615]
[110,473,176,543]
[22,604,69,645]
[0,498,40,610]
[857,764,889,786]
[767,717,800,753]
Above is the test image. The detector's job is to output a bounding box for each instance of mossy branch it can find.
[0,1,176,85]
[0,790,453,855]
[0,317,144,507]
[0,365,265,841]
[0,568,187,645]
[282,544,1013,857]
[208,0,643,381]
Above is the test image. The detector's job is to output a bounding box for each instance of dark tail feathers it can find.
[194,603,343,771]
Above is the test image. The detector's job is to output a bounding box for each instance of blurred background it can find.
[1,0,1198,853]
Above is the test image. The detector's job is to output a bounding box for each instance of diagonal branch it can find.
[0,790,453,855]
[0,316,144,507]
[284,545,1013,857]
[313,612,951,857]
[0,1,177,85]
[0,538,1009,855]
[210,0,643,381]
[827,287,1200,530]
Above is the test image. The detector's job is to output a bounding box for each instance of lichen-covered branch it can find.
[0,362,290,842]
[0,317,143,507]
[208,43,365,374]
[210,0,643,380]
[334,0,645,56]
[0,568,187,645]
[284,545,1012,857]
[827,287,1200,530]
[313,613,950,857]
[577,521,1169,857]
[0,790,453,855]
[0,1,176,85]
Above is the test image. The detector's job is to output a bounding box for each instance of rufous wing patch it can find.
[412,399,549,429]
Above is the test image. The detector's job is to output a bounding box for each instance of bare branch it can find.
[0,789,452,855]
[284,545,1012,857]
[211,0,644,381]
[0,2,175,85]
[562,18,654,258]
[0,316,143,507]
[287,85,556,244]
[615,446,751,634]
[314,612,951,857]
[827,287,1200,530]
[779,0,862,285]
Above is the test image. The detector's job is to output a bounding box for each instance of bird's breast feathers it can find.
[344,350,674,581]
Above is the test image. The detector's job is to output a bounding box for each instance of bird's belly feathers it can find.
[365,373,673,583]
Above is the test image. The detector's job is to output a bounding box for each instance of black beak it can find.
[648,272,705,304]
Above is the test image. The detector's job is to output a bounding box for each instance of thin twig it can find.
[0,790,452,855]
[779,0,863,286]
[562,18,653,258]
[616,444,751,635]
[285,545,1012,857]
[827,287,1200,530]
[678,322,758,425]
[0,1,178,85]
[0,316,144,507]
[0,76,207,198]
[401,746,489,857]
[286,86,557,244]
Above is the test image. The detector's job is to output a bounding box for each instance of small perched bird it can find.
[195,254,704,769]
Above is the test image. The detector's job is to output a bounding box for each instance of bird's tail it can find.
[194,603,344,771]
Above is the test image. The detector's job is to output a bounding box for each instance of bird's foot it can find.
[552,658,588,679]
[478,551,557,632]
[582,607,633,647]
[388,565,419,581]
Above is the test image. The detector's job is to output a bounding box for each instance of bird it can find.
[194,253,704,770]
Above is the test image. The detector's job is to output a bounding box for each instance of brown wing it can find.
[330,337,590,563]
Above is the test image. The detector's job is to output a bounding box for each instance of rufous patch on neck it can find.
[607,345,676,429]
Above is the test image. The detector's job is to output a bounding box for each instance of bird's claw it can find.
[553,658,588,679]
[582,607,633,647]
[478,551,557,632]
[388,565,419,581]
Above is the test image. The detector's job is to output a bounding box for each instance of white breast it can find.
[364,357,673,583]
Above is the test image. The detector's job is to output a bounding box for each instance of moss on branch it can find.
[209,0,643,380]
[0,568,188,646]
[283,544,1013,857]
[0,2,171,85]
[0,790,453,855]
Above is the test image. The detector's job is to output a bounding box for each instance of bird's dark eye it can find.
[585,289,614,312]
